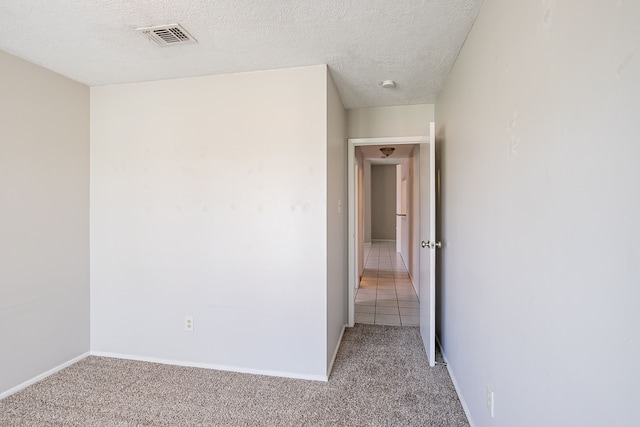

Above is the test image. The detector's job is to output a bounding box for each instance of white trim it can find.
[0,352,90,400]
[436,337,476,427]
[348,136,427,145]
[348,142,356,327]
[327,324,347,377]
[90,351,328,382]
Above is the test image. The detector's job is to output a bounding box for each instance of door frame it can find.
[347,136,427,327]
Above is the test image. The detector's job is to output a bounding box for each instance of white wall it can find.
[90,65,332,379]
[435,1,640,426]
[0,50,89,394]
[326,71,347,369]
[371,165,397,240]
[348,104,434,138]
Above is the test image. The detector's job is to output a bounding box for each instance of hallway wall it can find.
[348,104,434,138]
[363,160,372,243]
[399,153,420,296]
[370,165,396,240]
[436,0,640,425]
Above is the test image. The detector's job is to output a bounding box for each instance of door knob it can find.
[421,241,442,249]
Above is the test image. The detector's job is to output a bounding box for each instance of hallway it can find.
[355,240,420,326]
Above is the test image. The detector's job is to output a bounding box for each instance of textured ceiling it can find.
[0,0,482,108]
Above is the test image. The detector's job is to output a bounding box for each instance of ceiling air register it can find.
[135,24,197,46]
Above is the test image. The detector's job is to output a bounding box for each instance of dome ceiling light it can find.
[380,147,395,158]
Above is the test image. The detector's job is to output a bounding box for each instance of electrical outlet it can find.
[486,385,495,418]
[185,315,194,332]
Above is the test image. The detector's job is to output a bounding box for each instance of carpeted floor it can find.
[0,325,469,426]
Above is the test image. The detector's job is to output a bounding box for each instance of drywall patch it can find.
[542,0,557,31]
[508,110,521,157]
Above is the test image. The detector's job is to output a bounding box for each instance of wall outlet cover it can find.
[486,384,495,417]
[185,315,194,332]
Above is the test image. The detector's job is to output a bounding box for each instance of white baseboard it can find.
[90,351,328,382]
[436,337,476,427]
[327,324,347,378]
[0,352,90,400]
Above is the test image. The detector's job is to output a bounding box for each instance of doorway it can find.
[347,136,426,328]
[348,124,438,366]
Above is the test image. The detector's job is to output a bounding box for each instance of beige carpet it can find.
[0,325,469,426]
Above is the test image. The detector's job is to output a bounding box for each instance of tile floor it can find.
[355,240,420,326]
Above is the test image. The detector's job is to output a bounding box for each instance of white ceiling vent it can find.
[136,24,197,46]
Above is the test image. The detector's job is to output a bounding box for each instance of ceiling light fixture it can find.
[381,80,396,88]
[380,147,395,158]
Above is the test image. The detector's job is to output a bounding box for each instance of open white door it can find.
[419,122,438,366]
